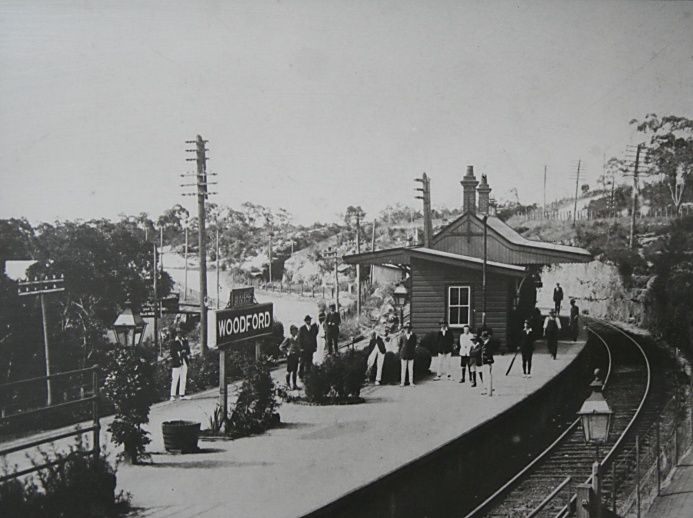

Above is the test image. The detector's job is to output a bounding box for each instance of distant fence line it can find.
[177,280,361,308]
[520,204,692,222]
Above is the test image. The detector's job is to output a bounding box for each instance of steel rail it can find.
[463,325,613,518]
[552,317,651,518]
[465,317,652,518]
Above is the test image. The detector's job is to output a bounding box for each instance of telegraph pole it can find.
[153,242,159,356]
[268,229,273,285]
[184,221,189,300]
[216,221,220,309]
[354,209,364,323]
[18,275,65,406]
[415,173,432,247]
[324,248,340,312]
[543,165,547,218]
[184,135,216,352]
[629,144,642,250]
[370,220,376,284]
[572,160,581,227]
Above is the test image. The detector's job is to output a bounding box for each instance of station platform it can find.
[112,335,587,518]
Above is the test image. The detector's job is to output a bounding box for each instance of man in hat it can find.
[170,328,191,400]
[435,320,454,380]
[553,283,564,315]
[397,322,417,387]
[325,303,341,355]
[543,309,562,359]
[297,315,319,379]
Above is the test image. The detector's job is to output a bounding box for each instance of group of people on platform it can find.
[279,303,341,390]
[277,294,580,398]
[439,322,497,395]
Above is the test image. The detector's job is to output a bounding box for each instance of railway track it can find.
[464,317,675,518]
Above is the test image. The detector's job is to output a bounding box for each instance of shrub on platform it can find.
[226,357,281,438]
[418,332,438,357]
[0,437,128,517]
[303,350,367,403]
[102,346,156,463]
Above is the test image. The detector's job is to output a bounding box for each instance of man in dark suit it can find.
[553,283,564,314]
[297,315,319,380]
[325,303,341,355]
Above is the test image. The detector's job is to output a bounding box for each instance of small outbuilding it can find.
[343,167,592,348]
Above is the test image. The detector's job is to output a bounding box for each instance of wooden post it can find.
[674,415,679,465]
[482,215,488,327]
[196,135,209,352]
[656,420,661,496]
[153,243,159,356]
[629,144,642,250]
[573,160,581,227]
[184,225,189,300]
[576,484,592,518]
[356,211,362,324]
[592,460,602,518]
[219,347,227,421]
[636,435,641,518]
[612,462,617,513]
[39,293,53,406]
[92,368,100,460]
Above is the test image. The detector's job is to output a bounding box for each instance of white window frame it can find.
[447,286,471,328]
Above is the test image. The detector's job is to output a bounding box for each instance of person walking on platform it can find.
[298,315,319,380]
[398,323,417,387]
[366,328,388,385]
[458,325,474,383]
[553,283,564,315]
[480,331,495,396]
[519,320,535,378]
[435,320,454,380]
[544,309,562,360]
[280,325,301,390]
[325,303,341,355]
[569,299,580,342]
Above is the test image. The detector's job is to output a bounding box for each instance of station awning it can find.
[343,246,527,277]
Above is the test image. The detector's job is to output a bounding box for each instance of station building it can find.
[343,167,592,348]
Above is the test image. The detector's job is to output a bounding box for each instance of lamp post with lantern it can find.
[393,283,409,330]
[112,301,147,347]
[577,368,613,518]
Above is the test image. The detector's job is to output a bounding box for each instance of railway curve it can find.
[464,318,675,518]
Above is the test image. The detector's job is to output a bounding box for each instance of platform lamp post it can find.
[577,369,613,518]
[113,301,148,347]
[393,283,409,330]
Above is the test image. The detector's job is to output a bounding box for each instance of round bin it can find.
[162,420,201,453]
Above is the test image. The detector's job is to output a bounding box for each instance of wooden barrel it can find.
[162,420,200,453]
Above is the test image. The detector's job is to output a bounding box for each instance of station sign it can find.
[227,287,255,308]
[214,302,273,347]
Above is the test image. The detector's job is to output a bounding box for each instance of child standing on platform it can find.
[280,325,301,390]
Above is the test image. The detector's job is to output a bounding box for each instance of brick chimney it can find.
[477,174,492,214]
[461,166,478,213]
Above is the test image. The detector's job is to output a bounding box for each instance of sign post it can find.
[213,301,273,421]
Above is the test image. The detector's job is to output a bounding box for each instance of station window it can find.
[448,286,471,328]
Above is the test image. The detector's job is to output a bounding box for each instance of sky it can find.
[1,0,692,226]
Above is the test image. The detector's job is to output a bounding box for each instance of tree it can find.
[156,204,190,247]
[25,219,172,367]
[632,114,693,215]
